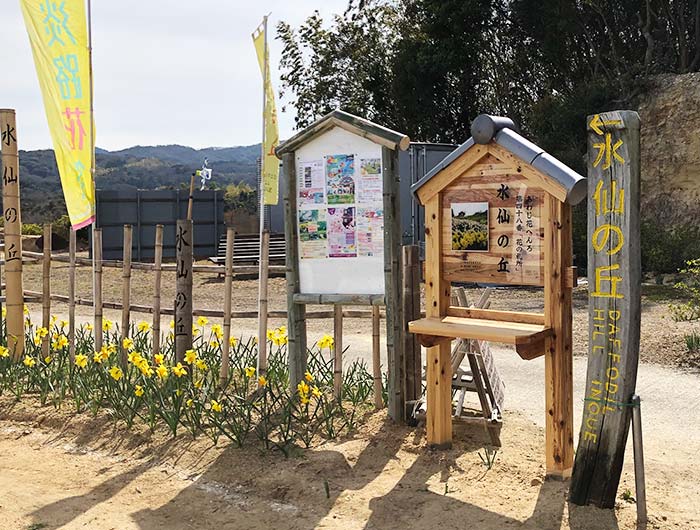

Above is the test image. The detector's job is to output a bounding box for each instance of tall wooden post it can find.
[175,219,193,362]
[257,229,270,376]
[120,225,132,366]
[333,304,343,399]
[41,224,51,358]
[152,224,163,357]
[544,196,574,478]
[282,152,307,388]
[371,305,382,408]
[93,228,103,352]
[0,109,24,360]
[402,245,421,404]
[570,111,641,507]
[423,195,452,448]
[382,146,404,422]
[220,227,235,386]
[68,229,76,361]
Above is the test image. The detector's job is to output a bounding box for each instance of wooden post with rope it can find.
[0,109,24,360]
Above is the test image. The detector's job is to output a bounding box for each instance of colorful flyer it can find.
[298,209,328,259]
[357,207,384,257]
[326,154,355,204]
[298,160,325,205]
[327,207,357,257]
[358,158,382,203]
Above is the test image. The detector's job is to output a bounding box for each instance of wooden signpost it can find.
[570,111,642,507]
[276,110,409,417]
[175,219,193,362]
[0,109,24,360]
[408,115,586,476]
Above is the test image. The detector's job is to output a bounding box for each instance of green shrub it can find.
[670,258,700,322]
[21,223,43,236]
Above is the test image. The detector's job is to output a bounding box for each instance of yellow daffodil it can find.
[172,362,187,378]
[211,324,223,340]
[195,358,208,372]
[93,351,103,363]
[210,399,222,413]
[103,319,113,331]
[23,305,30,316]
[229,336,238,347]
[60,319,68,328]
[154,353,165,365]
[74,353,88,369]
[107,343,117,355]
[156,364,168,379]
[85,323,93,331]
[1,307,6,318]
[175,389,183,396]
[300,396,310,405]
[99,346,110,361]
[266,328,276,341]
[122,337,135,351]
[109,366,123,381]
[312,386,322,398]
[192,325,200,336]
[186,398,194,408]
[297,380,310,396]
[184,349,197,365]
[53,335,68,349]
[134,385,144,397]
[258,375,267,387]
[197,316,209,327]
[127,350,142,365]
[318,334,334,350]
[305,371,314,382]
[137,321,150,332]
[245,366,256,378]
[169,320,175,329]
[33,335,42,346]
[139,362,154,378]
[36,327,49,338]
[23,355,36,368]
[194,379,203,389]
[0,346,9,358]
[44,356,52,364]
[209,339,220,348]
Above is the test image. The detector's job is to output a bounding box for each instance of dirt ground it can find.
[1,253,697,529]
[1,396,697,530]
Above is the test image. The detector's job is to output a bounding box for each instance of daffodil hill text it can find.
[0,309,382,454]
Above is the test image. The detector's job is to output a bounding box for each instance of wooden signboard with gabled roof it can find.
[409,115,586,478]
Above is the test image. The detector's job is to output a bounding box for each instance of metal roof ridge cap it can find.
[494,128,544,164]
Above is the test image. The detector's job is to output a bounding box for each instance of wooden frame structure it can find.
[408,115,586,478]
[276,110,409,420]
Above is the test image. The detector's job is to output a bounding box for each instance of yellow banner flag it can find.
[253,19,280,206]
[20,0,95,229]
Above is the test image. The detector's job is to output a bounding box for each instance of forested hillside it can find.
[18,144,260,222]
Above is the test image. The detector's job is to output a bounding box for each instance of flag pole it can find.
[87,0,102,351]
[256,14,270,377]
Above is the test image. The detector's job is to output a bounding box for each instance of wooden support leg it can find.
[426,340,452,449]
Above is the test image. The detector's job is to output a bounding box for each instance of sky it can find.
[0,0,349,151]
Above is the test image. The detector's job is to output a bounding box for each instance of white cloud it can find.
[0,0,349,150]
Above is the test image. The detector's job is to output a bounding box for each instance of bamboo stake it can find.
[68,229,76,362]
[0,109,24,360]
[333,304,343,400]
[372,304,382,408]
[120,225,132,366]
[220,227,235,386]
[257,229,270,376]
[152,224,163,356]
[93,228,103,352]
[187,173,196,221]
[41,224,51,359]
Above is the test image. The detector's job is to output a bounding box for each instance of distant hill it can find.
[17,144,260,223]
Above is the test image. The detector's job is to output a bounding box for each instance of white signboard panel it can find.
[296,126,385,295]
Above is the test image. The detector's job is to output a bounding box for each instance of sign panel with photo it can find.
[451,202,489,252]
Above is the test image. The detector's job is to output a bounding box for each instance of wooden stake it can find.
[120,225,132,366]
[257,229,270,376]
[68,229,76,362]
[631,395,647,524]
[220,227,235,386]
[187,172,195,221]
[333,304,343,400]
[175,219,193,362]
[93,228,103,352]
[152,224,163,357]
[402,245,421,404]
[372,305,382,408]
[41,224,51,359]
[0,109,24,360]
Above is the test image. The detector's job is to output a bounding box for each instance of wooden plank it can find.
[570,110,642,507]
[409,316,552,346]
[447,306,545,325]
[175,219,193,363]
[383,146,404,422]
[0,109,24,361]
[333,304,343,399]
[68,229,76,362]
[257,229,270,376]
[282,152,307,389]
[293,293,385,306]
[41,224,51,359]
[543,195,574,478]
[93,228,103,353]
[152,224,163,357]
[120,225,132,367]
[402,245,421,404]
[372,305,382,409]
[423,193,452,447]
[220,227,234,386]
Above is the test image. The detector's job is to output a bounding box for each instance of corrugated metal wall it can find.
[91,189,225,261]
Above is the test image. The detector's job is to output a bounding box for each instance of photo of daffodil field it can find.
[0,308,383,455]
[451,202,489,252]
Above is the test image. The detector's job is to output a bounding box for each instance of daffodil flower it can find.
[0,346,9,358]
[210,399,222,413]
[186,398,194,408]
[229,336,238,347]
[122,337,135,351]
[137,321,150,333]
[318,334,334,350]
[172,362,187,378]
[245,366,256,378]
[23,355,36,368]
[155,353,165,365]
[305,371,314,382]
[258,376,267,387]
[197,316,209,327]
[312,386,322,398]
[195,358,208,372]
[44,356,52,364]
[156,364,168,379]
[109,366,123,381]
[93,351,103,363]
[74,353,88,369]
[184,349,197,365]
[103,319,113,331]
[134,385,144,397]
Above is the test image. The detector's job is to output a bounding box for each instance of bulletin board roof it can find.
[411,115,586,205]
[276,109,410,156]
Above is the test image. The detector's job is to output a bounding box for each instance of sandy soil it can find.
[0,395,697,530]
